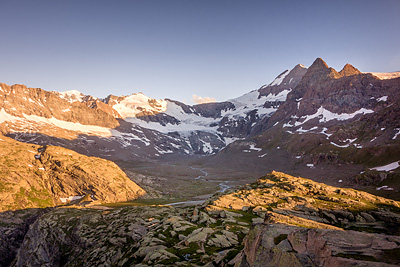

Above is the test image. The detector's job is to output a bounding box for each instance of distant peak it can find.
[303,58,341,80]
[310,58,329,69]
[339,63,361,77]
[60,90,83,96]
[58,90,85,103]
[293,64,307,70]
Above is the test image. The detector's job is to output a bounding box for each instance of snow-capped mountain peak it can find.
[57,90,85,103]
[111,93,168,119]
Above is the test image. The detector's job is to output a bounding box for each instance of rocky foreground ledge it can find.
[1,172,400,266]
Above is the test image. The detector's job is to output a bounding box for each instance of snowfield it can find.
[23,114,113,137]
[284,107,374,127]
[269,69,289,86]
[370,161,400,172]
[113,93,168,118]
[57,90,85,103]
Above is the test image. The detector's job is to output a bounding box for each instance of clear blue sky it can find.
[1,0,399,104]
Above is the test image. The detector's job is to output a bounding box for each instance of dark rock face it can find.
[186,130,225,154]
[137,113,181,126]
[218,109,259,138]
[0,208,52,267]
[192,102,235,118]
[239,223,400,267]
[339,63,362,77]
[264,58,400,129]
[13,208,149,267]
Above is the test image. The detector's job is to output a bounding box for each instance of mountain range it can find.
[1,57,400,266]
[1,58,399,193]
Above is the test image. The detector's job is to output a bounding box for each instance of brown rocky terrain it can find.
[0,134,145,212]
[239,223,400,266]
[0,83,119,130]
[1,171,399,266]
[207,171,400,266]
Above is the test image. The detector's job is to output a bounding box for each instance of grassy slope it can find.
[0,135,145,211]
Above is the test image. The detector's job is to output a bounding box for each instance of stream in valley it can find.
[165,167,234,207]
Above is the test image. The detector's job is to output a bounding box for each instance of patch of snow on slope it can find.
[111,130,151,146]
[330,138,358,148]
[163,101,214,124]
[330,142,350,148]
[136,118,217,133]
[154,146,173,155]
[249,144,262,151]
[290,107,374,126]
[228,90,261,107]
[0,108,21,123]
[113,93,168,118]
[296,98,302,109]
[200,140,214,154]
[264,89,291,102]
[371,161,400,172]
[225,89,286,119]
[295,126,318,133]
[58,90,84,103]
[376,185,394,191]
[224,137,243,145]
[392,128,400,140]
[377,96,388,102]
[269,70,289,86]
[23,114,113,137]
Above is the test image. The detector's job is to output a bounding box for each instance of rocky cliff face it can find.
[0,208,52,267]
[239,223,400,266]
[207,171,400,266]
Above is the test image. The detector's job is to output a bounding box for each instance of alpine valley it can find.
[1,58,400,266]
